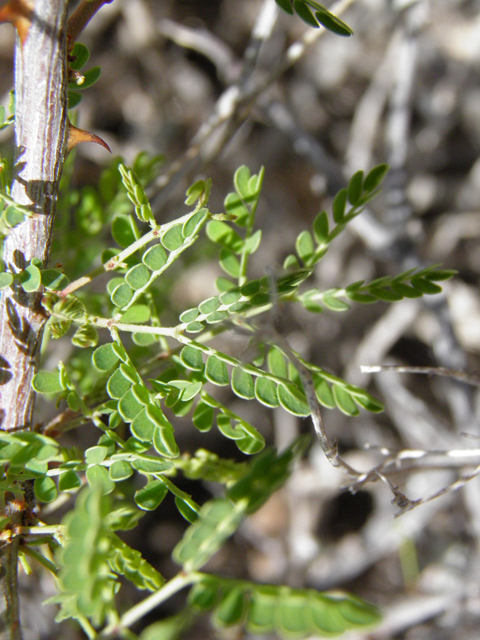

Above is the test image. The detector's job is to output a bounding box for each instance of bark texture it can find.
[0,0,69,430]
[0,1,69,637]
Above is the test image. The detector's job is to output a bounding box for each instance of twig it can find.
[67,0,114,46]
[361,363,480,387]
[150,0,357,199]
[393,462,480,517]
[384,0,425,226]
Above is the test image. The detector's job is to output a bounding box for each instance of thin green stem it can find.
[60,209,209,297]
[100,572,201,637]
[20,546,58,575]
[18,525,65,539]
[237,167,265,286]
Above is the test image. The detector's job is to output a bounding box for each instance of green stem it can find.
[100,572,201,636]
[60,209,207,297]
[20,546,58,575]
[237,167,264,285]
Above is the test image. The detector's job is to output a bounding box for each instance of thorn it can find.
[67,122,111,154]
[0,0,34,45]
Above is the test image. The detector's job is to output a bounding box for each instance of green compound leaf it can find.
[109,533,164,591]
[118,388,146,421]
[216,414,265,455]
[185,180,208,205]
[227,437,309,514]
[70,42,90,71]
[189,577,221,610]
[19,264,42,292]
[180,345,204,371]
[111,282,134,308]
[0,272,13,289]
[190,576,380,637]
[153,423,180,459]
[294,0,319,27]
[231,368,255,400]
[349,388,384,413]
[34,476,58,503]
[284,254,300,270]
[332,188,348,223]
[274,0,294,14]
[313,210,329,244]
[193,401,215,432]
[86,465,115,495]
[205,355,229,386]
[67,90,82,111]
[125,263,150,290]
[85,445,108,464]
[255,377,279,407]
[71,66,101,90]
[58,487,116,626]
[363,163,389,192]
[207,220,244,253]
[143,243,168,271]
[333,385,360,416]
[179,308,199,323]
[278,383,311,416]
[131,456,173,474]
[219,248,241,278]
[59,470,82,493]
[313,376,335,408]
[296,230,315,264]
[131,408,156,442]
[177,450,247,485]
[32,369,66,394]
[109,460,133,482]
[93,343,120,371]
[41,268,69,291]
[214,587,248,628]
[244,229,262,255]
[198,297,220,314]
[162,225,184,251]
[423,268,457,281]
[112,213,139,248]
[278,590,308,635]
[107,368,131,399]
[411,276,442,294]
[390,282,423,298]
[183,207,209,237]
[220,287,242,305]
[267,346,288,378]
[186,321,205,333]
[315,6,354,36]
[247,585,277,634]
[67,90,82,109]
[173,498,244,571]
[135,479,169,511]
[216,277,235,293]
[175,497,199,523]
[71,323,99,348]
[347,170,364,205]
[322,295,351,311]
[234,164,252,197]
[120,304,150,324]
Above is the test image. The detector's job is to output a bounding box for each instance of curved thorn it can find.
[67,122,111,154]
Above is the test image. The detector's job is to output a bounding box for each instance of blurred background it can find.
[2,0,480,638]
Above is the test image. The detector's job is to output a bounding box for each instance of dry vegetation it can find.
[2,0,480,638]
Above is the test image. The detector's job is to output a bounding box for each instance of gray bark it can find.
[0,0,69,429]
[0,1,69,638]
